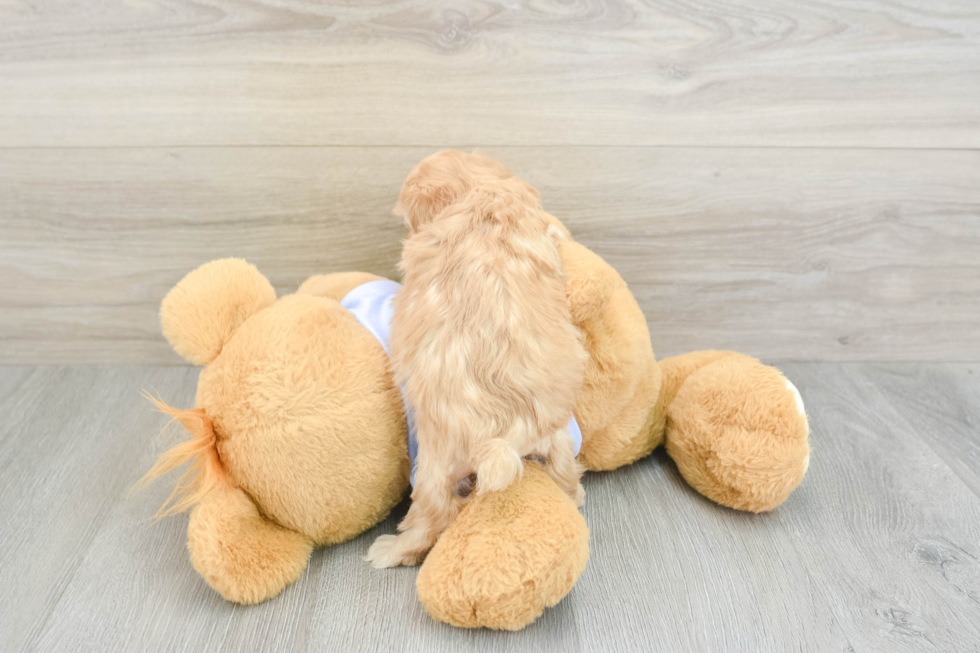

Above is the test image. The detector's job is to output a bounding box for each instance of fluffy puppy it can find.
[367,150,587,568]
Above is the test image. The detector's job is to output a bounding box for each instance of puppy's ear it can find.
[161,259,275,365]
[392,201,413,232]
[395,177,459,232]
[396,150,470,232]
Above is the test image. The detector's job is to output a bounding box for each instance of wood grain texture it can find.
[0,366,199,652]
[851,363,980,499]
[0,0,978,148]
[3,363,979,651]
[1,146,977,364]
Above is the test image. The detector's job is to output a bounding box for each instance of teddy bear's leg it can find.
[416,464,589,630]
[187,485,315,604]
[659,351,810,513]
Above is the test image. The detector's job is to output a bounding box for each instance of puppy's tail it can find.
[133,392,229,519]
[475,438,524,494]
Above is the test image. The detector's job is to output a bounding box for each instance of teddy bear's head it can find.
[159,259,409,545]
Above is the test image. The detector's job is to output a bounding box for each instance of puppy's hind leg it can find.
[545,428,585,507]
[366,461,459,568]
[474,438,523,494]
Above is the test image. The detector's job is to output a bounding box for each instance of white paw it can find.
[365,534,403,569]
[785,378,807,418]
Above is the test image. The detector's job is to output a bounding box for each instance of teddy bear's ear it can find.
[160,258,276,365]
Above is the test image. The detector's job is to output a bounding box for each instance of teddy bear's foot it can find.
[660,351,811,513]
[523,454,585,506]
[187,485,315,604]
[416,464,589,630]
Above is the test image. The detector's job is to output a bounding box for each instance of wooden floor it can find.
[2,362,979,652]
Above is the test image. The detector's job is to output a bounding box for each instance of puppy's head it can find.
[395,150,534,232]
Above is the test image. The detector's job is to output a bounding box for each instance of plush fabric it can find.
[196,292,410,545]
[156,260,410,559]
[161,258,276,366]
[188,485,314,604]
[143,238,810,629]
[559,240,665,472]
[416,464,589,630]
[297,271,384,303]
[661,352,811,512]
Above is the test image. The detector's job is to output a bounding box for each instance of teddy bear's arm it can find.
[296,272,388,302]
[559,240,624,326]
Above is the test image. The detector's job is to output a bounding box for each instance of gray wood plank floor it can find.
[2,362,978,652]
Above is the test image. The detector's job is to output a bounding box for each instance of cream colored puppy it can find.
[367,151,587,568]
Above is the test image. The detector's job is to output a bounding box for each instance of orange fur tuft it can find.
[135,392,228,519]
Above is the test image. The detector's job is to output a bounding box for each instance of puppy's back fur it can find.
[391,175,586,490]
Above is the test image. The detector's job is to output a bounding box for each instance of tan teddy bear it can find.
[143,232,809,629]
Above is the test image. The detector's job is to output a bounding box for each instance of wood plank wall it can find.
[1,0,978,363]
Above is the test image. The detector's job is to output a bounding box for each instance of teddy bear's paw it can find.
[417,464,589,630]
[366,533,427,568]
[663,352,811,512]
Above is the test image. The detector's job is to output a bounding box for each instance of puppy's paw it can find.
[365,534,425,569]
[570,482,585,508]
[365,534,400,568]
